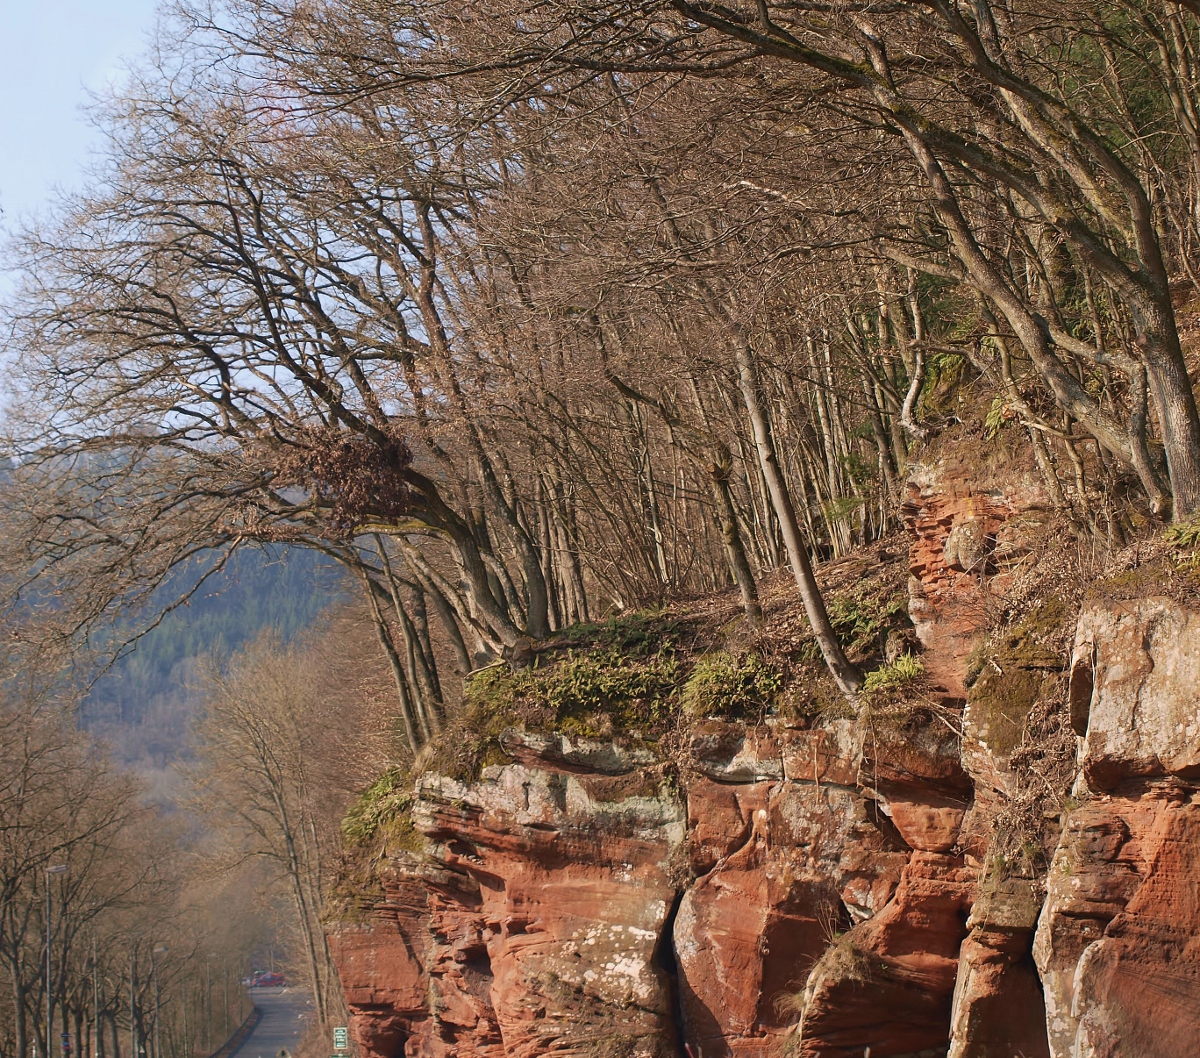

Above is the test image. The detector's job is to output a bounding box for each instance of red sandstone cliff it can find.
[328,463,1200,1058]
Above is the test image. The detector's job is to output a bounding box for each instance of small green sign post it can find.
[333,1028,348,1053]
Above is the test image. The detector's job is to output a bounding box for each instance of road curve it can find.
[229,989,314,1058]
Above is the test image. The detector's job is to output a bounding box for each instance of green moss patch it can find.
[546,648,679,733]
[341,766,423,853]
[967,599,1069,757]
[861,652,925,704]
[558,610,683,653]
[425,644,680,781]
[828,592,909,658]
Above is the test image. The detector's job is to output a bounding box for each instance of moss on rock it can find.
[967,599,1069,757]
[424,640,680,782]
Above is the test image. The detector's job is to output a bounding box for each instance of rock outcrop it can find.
[330,466,1200,1058]
[370,740,686,1058]
[904,464,1053,700]
[1033,599,1200,1058]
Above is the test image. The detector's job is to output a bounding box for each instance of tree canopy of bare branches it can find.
[5,0,1200,720]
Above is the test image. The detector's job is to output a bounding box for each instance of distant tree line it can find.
[0,686,259,1058]
[83,546,346,764]
[0,603,397,1058]
[188,612,401,1028]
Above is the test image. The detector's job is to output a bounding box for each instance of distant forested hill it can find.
[83,545,348,772]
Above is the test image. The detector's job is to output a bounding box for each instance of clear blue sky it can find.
[0,0,160,227]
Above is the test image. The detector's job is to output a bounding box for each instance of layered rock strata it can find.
[330,466,1200,1058]
[1034,599,1200,1058]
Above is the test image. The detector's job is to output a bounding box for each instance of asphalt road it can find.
[231,989,314,1058]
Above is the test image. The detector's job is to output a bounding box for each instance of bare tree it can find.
[5,0,1200,728]
[189,621,395,1026]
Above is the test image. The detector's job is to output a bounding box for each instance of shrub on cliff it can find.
[681,651,781,718]
[547,648,678,734]
[426,643,681,779]
[796,589,910,667]
[861,652,924,699]
[341,766,419,851]
[462,647,679,729]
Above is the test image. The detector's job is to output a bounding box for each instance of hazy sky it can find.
[0,0,160,227]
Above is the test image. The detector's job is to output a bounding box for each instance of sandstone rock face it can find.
[1070,598,1200,789]
[897,465,1066,1058]
[948,876,1050,1058]
[796,851,976,1058]
[417,763,685,1058]
[904,465,1053,699]
[329,859,504,1058]
[1034,789,1200,1058]
[327,912,428,1058]
[330,490,1200,1058]
[332,751,686,1058]
[865,706,972,856]
[1032,597,1200,1058]
[330,712,958,1058]
[673,776,906,1057]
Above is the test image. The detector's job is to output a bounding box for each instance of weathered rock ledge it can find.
[329,469,1200,1058]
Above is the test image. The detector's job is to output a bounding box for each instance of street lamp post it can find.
[92,934,99,1058]
[46,865,68,1058]
[204,958,211,1052]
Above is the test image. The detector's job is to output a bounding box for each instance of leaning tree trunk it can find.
[417,570,473,676]
[1139,300,1200,517]
[359,571,422,753]
[732,337,863,696]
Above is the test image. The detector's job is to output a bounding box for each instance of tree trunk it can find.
[12,975,27,1058]
[375,540,443,730]
[275,793,327,1028]
[709,451,764,628]
[408,581,443,703]
[360,572,421,754]
[1139,298,1200,516]
[732,337,863,695]
[418,571,473,676]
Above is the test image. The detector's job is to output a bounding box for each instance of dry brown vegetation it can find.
[0,685,263,1058]
[3,1,1200,752]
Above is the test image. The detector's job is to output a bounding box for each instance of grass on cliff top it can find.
[1082,519,1200,607]
[332,765,425,909]
[425,637,787,781]
[419,538,918,780]
[423,614,690,782]
[680,650,782,718]
[340,765,424,872]
[860,652,925,703]
[341,766,414,847]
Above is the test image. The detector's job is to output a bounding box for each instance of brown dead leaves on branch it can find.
[264,425,417,536]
